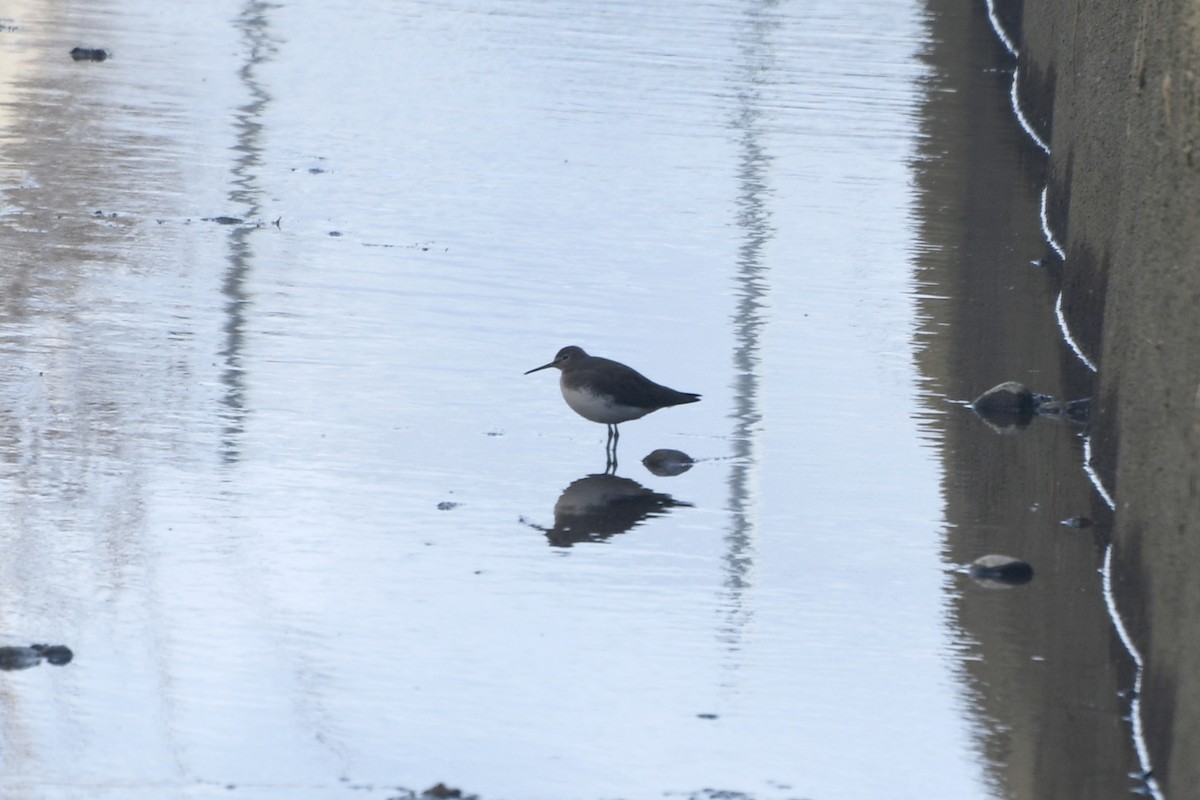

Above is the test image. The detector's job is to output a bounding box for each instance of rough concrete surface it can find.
[1012,0,1200,793]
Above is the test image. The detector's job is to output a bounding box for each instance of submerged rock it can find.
[642,448,695,476]
[69,47,109,61]
[972,381,1036,414]
[31,644,73,664]
[423,784,474,799]
[971,381,1036,430]
[968,555,1034,587]
[0,644,73,670]
[971,381,1090,431]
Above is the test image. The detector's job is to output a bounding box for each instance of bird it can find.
[525,345,700,468]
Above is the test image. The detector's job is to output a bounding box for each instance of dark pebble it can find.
[70,47,109,61]
[971,381,1036,430]
[642,448,695,476]
[972,381,1035,414]
[969,555,1034,587]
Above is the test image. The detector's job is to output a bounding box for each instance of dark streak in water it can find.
[221,1,282,466]
[721,1,779,661]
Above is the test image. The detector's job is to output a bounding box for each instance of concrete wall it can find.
[1012,0,1200,793]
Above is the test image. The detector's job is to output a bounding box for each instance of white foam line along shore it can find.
[1039,185,1066,260]
[1009,69,1050,154]
[985,0,1019,55]
[1054,292,1098,372]
[1041,185,1098,371]
[1101,544,1165,800]
[985,0,1051,153]
[1082,434,1115,510]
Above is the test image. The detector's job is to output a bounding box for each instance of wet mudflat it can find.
[0,1,1144,798]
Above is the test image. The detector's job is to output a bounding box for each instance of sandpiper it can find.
[525,345,700,465]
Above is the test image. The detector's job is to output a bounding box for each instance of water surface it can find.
[0,1,1141,798]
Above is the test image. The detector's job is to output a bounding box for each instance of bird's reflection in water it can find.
[525,473,693,548]
[0,644,73,671]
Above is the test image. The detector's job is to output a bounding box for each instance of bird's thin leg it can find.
[609,424,619,474]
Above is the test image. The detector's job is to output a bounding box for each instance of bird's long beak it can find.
[524,361,556,375]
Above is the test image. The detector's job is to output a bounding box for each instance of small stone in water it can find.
[968,554,1033,586]
[642,448,695,476]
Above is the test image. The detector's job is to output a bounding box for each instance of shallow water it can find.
[0,1,1142,798]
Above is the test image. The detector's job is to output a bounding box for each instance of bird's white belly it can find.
[561,383,650,424]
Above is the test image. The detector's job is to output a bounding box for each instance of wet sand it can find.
[1012,0,1200,793]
